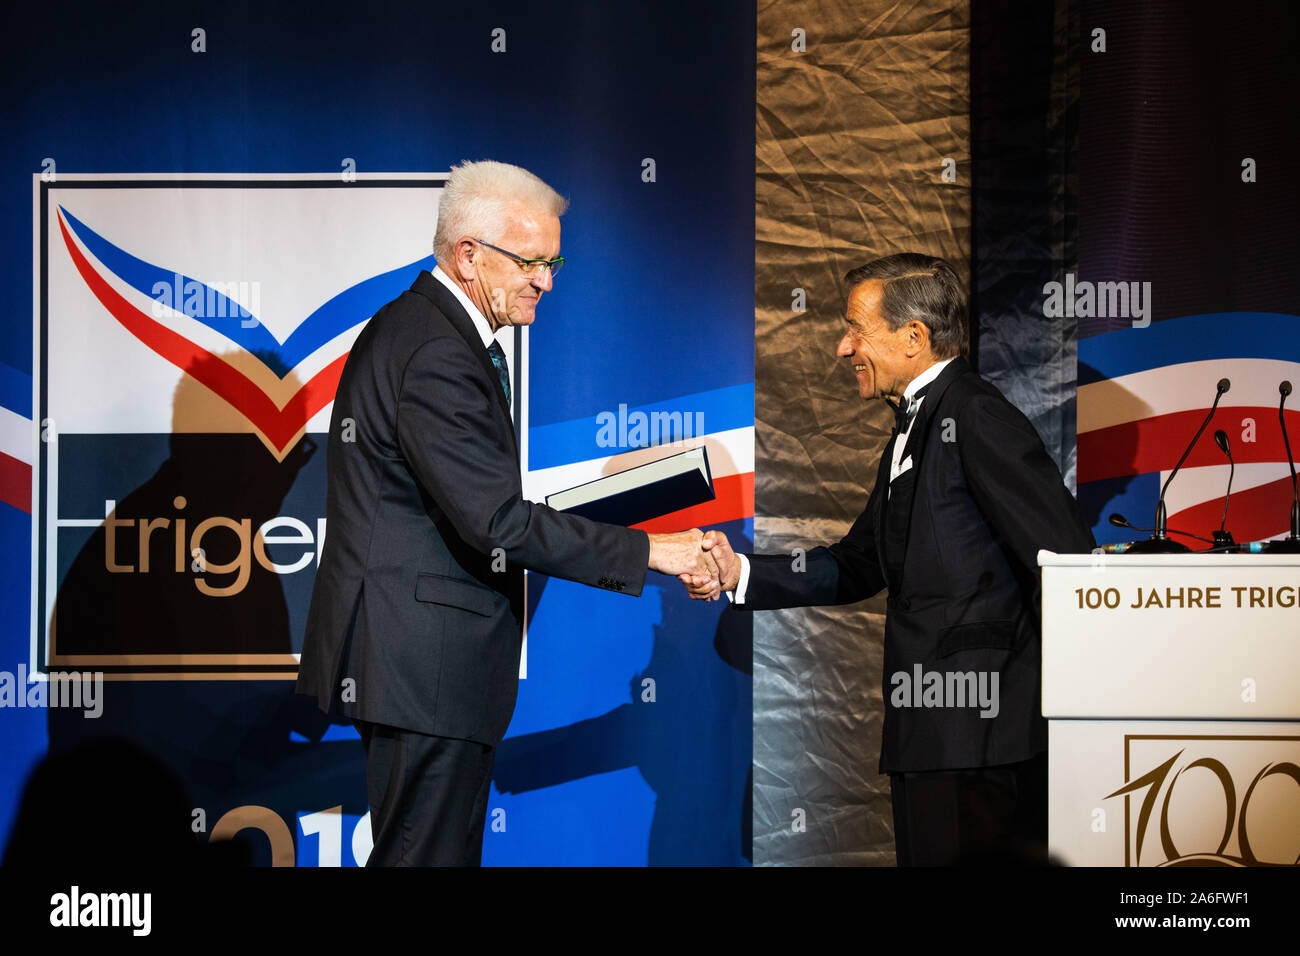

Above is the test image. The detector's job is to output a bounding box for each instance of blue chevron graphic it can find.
[59,206,435,378]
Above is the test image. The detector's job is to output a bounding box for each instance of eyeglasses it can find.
[474,238,565,278]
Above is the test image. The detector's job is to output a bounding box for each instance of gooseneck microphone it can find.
[1127,378,1230,553]
[1213,429,1235,548]
[1109,512,1213,545]
[1263,380,1300,553]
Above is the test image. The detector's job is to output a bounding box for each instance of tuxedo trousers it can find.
[357,720,496,866]
[889,751,1048,866]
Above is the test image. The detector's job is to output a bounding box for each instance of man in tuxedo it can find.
[297,160,718,866]
[686,253,1095,865]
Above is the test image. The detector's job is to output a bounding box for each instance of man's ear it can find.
[906,319,930,356]
[450,237,477,282]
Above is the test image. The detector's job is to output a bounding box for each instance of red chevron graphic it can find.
[1168,476,1294,544]
[58,209,345,455]
[0,450,31,513]
[1078,407,1300,483]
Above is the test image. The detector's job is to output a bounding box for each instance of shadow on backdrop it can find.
[3,735,252,866]
[494,520,753,865]
[43,353,365,866]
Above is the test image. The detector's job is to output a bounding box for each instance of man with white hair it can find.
[297,160,718,866]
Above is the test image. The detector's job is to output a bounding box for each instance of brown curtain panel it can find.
[754,0,971,865]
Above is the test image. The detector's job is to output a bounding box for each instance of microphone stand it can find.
[1264,380,1300,553]
[1212,429,1235,549]
[1127,379,1229,554]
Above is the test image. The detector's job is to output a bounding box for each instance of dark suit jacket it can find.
[296,270,650,746]
[735,356,1095,773]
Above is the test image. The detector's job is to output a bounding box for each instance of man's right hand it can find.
[678,530,739,601]
[648,529,720,597]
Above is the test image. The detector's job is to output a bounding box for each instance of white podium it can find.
[1039,550,1300,867]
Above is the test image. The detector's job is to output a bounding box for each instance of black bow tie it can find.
[891,385,930,434]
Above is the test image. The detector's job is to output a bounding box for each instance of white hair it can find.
[433,160,568,264]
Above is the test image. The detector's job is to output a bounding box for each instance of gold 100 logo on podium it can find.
[1106,735,1300,866]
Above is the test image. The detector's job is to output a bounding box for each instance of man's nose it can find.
[532,267,554,292]
[836,333,853,357]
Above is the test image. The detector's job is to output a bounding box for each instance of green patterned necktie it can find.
[486,340,511,407]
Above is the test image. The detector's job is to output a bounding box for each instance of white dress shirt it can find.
[887,357,953,487]
[728,357,954,605]
[431,264,501,351]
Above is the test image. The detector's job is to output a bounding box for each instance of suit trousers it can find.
[889,751,1048,866]
[357,720,496,866]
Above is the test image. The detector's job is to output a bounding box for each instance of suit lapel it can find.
[890,355,971,594]
[410,270,518,455]
[871,430,896,579]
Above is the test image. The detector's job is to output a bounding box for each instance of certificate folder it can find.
[545,446,715,527]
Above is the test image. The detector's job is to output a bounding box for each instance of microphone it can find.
[1108,512,1213,545]
[1212,429,1235,548]
[1264,380,1300,553]
[1127,378,1229,553]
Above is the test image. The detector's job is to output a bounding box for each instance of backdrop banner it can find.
[1073,1,1300,550]
[2,0,754,866]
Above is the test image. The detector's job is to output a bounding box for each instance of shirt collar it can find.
[432,264,498,349]
[903,357,954,402]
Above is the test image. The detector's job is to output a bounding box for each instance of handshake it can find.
[646,529,740,601]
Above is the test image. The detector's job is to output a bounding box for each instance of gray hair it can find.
[433,160,569,265]
[844,253,968,359]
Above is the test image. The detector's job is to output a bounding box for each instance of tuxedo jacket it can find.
[296,271,650,746]
[735,356,1095,773]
